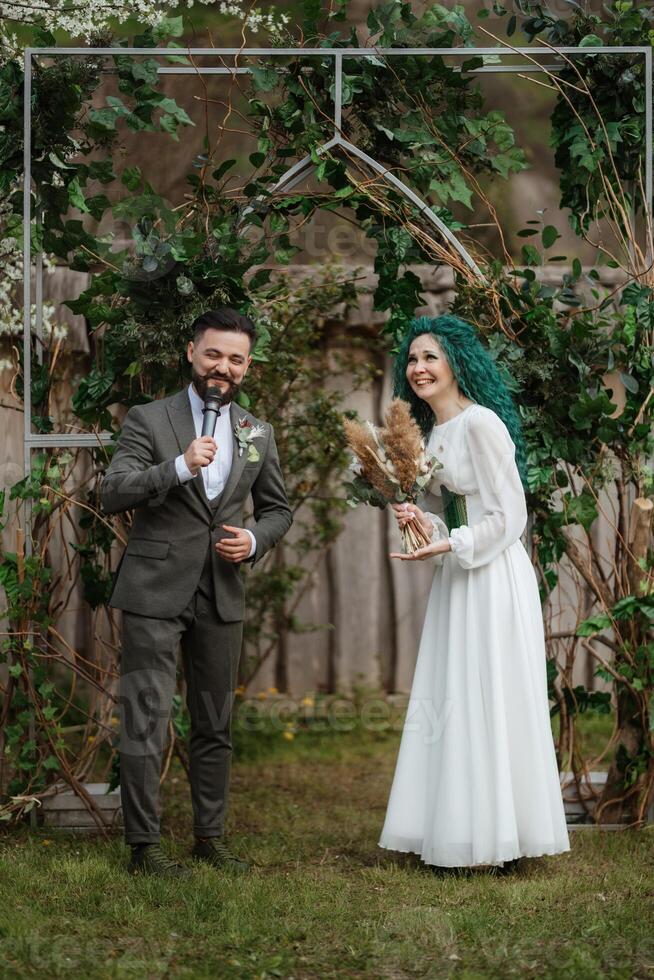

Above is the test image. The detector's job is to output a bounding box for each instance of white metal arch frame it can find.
[22,44,653,458]
[240,132,486,278]
[14,44,654,829]
[18,45,653,515]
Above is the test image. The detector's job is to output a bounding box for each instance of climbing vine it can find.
[0,0,651,826]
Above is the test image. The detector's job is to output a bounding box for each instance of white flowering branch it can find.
[0,197,61,351]
[0,0,289,41]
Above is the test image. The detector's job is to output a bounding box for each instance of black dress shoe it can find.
[128,843,192,878]
[192,837,250,872]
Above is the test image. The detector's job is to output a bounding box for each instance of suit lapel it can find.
[166,388,213,517]
[216,402,250,513]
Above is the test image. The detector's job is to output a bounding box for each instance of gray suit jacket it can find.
[100,389,292,622]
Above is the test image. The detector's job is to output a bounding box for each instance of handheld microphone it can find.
[201,383,227,438]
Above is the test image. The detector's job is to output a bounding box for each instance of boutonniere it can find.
[234,418,266,462]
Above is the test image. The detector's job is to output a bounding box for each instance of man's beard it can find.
[191,367,240,405]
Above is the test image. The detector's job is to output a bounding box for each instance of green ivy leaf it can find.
[87,160,115,184]
[88,107,118,133]
[67,177,89,213]
[131,59,159,86]
[122,166,142,191]
[386,227,414,261]
[159,114,180,140]
[157,98,194,126]
[564,490,598,532]
[622,307,637,346]
[579,34,603,46]
[429,170,473,210]
[153,15,184,39]
[251,66,279,93]
[577,612,611,636]
[85,195,111,221]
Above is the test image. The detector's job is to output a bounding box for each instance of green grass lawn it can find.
[1,723,652,980]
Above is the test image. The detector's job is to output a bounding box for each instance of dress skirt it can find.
[378,538,570,867]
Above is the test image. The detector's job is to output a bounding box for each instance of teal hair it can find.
[393,314,529,490]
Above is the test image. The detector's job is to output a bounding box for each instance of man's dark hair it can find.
[190,307,257,349]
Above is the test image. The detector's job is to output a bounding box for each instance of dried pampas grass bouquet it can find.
[343,399,443,554]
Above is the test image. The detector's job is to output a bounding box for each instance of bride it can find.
[378,314,570,869]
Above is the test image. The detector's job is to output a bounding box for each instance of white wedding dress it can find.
[379,403,570,867]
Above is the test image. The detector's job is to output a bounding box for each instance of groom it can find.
[101,308,292,877]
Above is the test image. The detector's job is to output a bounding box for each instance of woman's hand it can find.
[391,502,433,539]
[390,538,452,561]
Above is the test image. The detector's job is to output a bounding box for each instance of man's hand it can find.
[184,437,217,476]
[216,525,252,563]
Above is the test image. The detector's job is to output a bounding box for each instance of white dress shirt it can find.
[174,383,256,558]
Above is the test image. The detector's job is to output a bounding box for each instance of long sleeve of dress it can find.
[448,409,527,570]
[417,486,450,565]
